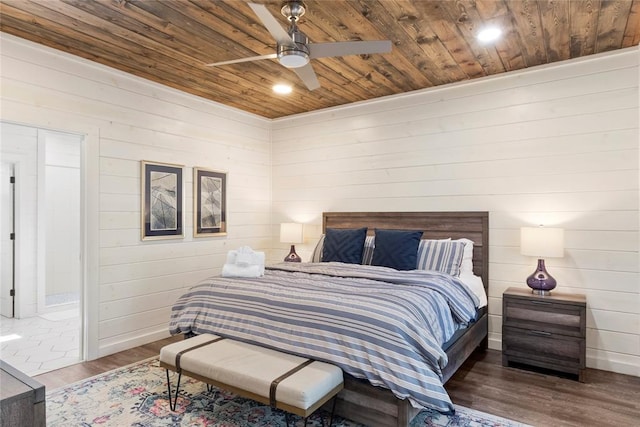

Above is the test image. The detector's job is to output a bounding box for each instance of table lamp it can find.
[520,226,564,295]
[280,223,303,262]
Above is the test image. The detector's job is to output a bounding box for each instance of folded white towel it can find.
[235,246,255,266]
[226,247,265,274]
[225,247,265,276]
[221,263,263,278]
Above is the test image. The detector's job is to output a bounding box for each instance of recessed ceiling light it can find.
[273,83,293,95]
[477,27,502,43]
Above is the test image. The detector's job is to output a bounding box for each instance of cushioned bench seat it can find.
[160,334,344,424]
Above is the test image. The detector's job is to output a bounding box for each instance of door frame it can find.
[1,119,99,362]
[1,159,19,318]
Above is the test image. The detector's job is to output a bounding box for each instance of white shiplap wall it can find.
[1,32,638,378]
[271,48,640,377]
[0,33,272,358]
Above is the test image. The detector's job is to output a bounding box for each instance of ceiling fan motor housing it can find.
[278,27,310,68]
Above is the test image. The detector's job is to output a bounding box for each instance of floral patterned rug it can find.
[46,358,529,427]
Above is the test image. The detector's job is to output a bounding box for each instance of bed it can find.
[169,211,489,427]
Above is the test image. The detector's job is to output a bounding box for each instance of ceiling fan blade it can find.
[292,63,320,90]
[205,53,277,67]
[247,2,292,45]
[309,40,392,59]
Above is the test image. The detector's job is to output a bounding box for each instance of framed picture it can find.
[193,168,227,237]
[141,161,183,240]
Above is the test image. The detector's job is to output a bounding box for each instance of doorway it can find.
[39,131,82,314]
[0,123,84,375]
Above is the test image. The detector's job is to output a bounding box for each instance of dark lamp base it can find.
[284,245,301,262]
[526,258,557,294]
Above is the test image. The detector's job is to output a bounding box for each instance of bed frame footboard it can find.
[331,375,421,427]
[328,313,488,427]
[442,313,488,383]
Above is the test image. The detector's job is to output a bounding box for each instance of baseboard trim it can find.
[492,337,639,378]
[97,329,171,359]
[488,335,501,351]
[587,350,640,377]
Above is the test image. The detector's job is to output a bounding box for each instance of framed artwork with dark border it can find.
[193,168,227,237]
[141,161,184,240]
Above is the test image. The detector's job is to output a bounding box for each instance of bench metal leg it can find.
[165,369,182,411]
[325,394,338,427]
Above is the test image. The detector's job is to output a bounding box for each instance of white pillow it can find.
[455,238,475,275]
[458,271,487,308]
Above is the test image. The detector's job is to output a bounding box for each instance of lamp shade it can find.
[280,223,303,244]
[520,227,564,258]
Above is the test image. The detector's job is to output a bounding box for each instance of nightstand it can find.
[1,361,45,427]
[502,287,586,381]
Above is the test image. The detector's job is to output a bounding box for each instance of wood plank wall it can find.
[271,47,640,377]
[0,34,272,357]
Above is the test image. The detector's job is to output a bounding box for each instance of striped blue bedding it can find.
[169,262,479,412]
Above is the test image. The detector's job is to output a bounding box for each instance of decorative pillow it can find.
[362,235,375,265]
[310,234,325,262]
[416,239,465,276]
[371,229,423,271]
[312,234,374,264]
[322,227,368,264]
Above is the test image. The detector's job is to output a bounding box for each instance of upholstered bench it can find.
[159,334,344,426]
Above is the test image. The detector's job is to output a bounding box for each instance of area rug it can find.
[46,358,529,427]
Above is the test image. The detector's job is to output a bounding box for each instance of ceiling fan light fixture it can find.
[278,49,310,68]
[278,27,310,68]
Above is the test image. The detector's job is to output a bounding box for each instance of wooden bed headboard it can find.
[322,211,489,294]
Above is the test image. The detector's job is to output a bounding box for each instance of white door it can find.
[1,161,15,317]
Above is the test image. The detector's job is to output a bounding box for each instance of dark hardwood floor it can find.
[446,350,640,427]
[35,340,640,426]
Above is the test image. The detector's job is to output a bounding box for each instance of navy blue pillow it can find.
[372,229,423,271]
[322,227,368,264]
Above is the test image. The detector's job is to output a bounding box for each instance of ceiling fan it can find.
[206,1,392,90]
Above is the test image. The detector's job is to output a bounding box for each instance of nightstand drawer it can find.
[503,298,585,337]
[503,326,585,369]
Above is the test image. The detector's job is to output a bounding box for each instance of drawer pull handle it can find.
[529,300,553,305]
[529,330,552,337]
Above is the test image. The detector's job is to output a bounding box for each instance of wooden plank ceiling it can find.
[1,0,639,119]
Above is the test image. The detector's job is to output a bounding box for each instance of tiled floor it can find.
[0,309,82,376]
